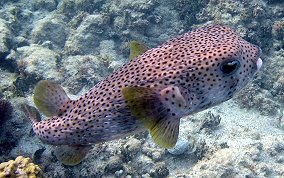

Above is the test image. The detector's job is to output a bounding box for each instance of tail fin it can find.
[20,103,41,123]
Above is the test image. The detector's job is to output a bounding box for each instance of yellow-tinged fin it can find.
[20,103,41,123]
[122,86,182,148]
[53,145,92,166]
[33,80,70,117]
[129,40,148,60]
[150,117,180,148]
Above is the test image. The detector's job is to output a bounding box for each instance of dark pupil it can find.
[221,61,239,74]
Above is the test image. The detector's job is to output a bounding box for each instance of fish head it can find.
[186,25,262,110]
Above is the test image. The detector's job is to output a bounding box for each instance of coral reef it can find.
[0,0,283,177]
[0,156,43,178]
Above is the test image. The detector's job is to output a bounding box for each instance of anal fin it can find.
[53,145,92,166]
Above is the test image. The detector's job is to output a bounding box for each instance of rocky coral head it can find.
[0,99,13,124]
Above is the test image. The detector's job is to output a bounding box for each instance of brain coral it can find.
[0,156,43,178]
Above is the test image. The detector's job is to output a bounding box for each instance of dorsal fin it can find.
[129,40,148,59]
[33,80,71,117]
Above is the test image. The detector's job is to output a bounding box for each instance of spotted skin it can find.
[32,25,262,146]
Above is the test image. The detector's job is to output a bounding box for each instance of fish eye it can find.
[220,60,240,75]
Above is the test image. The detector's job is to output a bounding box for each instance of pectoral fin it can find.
[122,86,186,148]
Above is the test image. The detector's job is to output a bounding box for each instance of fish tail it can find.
[20,103,41,124]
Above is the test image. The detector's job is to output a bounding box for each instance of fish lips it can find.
[255,45,262,70]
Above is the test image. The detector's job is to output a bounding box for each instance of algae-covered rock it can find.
[65,14,110,55]
[58,0,104,17]
[0,68,17,98]
[0,19,13,60]
[99,40,117,60]
[0,156,43,178]
[104,155,123,174]
[15,44,61,81]
[149,162,169,178]
[61,55,112,94]
[30,0,58,11]
[31,14,68,49]
[121,137,142,161]
[236,84,281,116]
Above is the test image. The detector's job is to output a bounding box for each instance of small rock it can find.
[121,137,142,162]
[150,162,169,178]
[136,155,155,174]
[167,138,189,155]
[151,151,162,161]
[104,155,123,174]
[114,169,123,177]
[200,111,221,131]
[124,137,142,153]
[142,173,151,178]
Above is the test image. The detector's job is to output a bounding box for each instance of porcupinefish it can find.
[23,25,262,165]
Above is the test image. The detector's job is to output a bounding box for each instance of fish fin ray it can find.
[20,103,41,123]
[53,145,92,166]
[122,86,181,148]
[150,118,180,148]
[33,80,71,117]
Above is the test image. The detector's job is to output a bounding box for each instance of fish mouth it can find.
[255,46,262,70]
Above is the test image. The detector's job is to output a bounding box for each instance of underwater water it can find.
[0,0,284,177]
